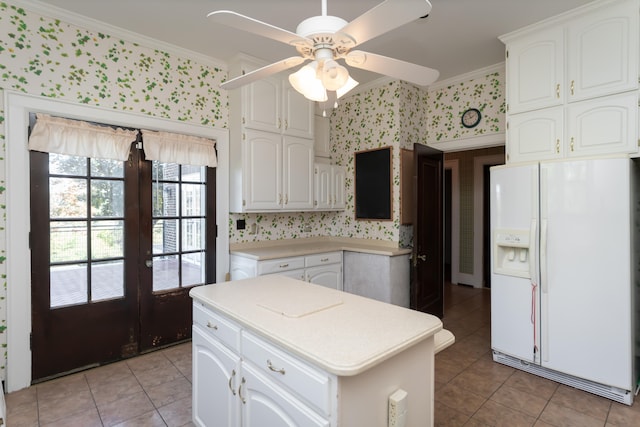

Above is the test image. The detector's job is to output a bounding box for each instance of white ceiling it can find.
[28,0,594,85]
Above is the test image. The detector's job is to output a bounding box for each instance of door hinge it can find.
[135,142,143,150]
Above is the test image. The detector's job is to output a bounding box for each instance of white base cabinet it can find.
[192,301,332,427]
[230,252,343,290]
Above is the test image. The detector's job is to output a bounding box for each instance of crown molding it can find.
[428,62,505,90]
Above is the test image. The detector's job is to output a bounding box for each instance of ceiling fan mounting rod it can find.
[321,0,327,17]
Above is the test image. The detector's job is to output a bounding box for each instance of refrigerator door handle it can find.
[540,218,548,294]
[529,219,537,283]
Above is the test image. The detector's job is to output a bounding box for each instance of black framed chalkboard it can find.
[355,146,392,220]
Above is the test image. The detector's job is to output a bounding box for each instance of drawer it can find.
[305,252,342,268]
[241,331,332,416]
[257,256,305,275]
[193,302,241,353]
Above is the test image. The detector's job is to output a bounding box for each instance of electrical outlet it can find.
[388,389,408,427]
[303,226,312,233]
[236,219,246,230]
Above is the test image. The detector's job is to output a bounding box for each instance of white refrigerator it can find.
[490,156,638,404]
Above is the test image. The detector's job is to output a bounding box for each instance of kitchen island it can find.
[190,275,446,427]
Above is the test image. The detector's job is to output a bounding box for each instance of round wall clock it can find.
[461,108,482,128]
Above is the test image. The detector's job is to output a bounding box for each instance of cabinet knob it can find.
[206,321,218,330]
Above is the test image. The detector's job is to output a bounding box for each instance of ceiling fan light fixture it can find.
[336,76,359,98]
[289,61,328,102]
[321,59,349,91]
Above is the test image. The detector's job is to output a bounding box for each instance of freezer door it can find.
[540,158,632,390]
[490,163,541,363]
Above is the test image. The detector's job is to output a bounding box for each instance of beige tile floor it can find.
[5,282,640,426]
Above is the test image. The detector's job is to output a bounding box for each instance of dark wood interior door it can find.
[411,143,444,318]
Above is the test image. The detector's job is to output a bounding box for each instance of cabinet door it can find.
[314,163,332,209]
[567,92,638,157]
[507,107,564,163]
[331,166,346,210]
[306,264,342,291]
[192,326,241,427]
[243,76,281,133]
[506,26,564,114]
[283,136,314,210]
[240,362,329,427]
[567,0,639,102]
[244,129,282,210]
[283,82,314,138]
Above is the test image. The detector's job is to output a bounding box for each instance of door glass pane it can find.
[91,180,124,218]
[50,221,87,262]
[50,177,87,218]
[181,164,205,182]
[153,182,179,217]
[91,260,124,302]
[91,220,124,259]
[182,218,204,251]
[50,264,88,308]
[153,255,179,291]
[91,158,124,178]
[153,219,179,255]
[182,184,205,216]
[182,252,205,286]
[49,153,87,176]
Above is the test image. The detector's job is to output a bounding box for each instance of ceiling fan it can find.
[208,0,440,107]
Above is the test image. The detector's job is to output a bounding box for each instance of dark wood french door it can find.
[30,134,215,381]
[411,143,444,318]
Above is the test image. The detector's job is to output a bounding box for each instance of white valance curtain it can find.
[28,113,137,161]
[28,114,218,167]
[141,130,217,168]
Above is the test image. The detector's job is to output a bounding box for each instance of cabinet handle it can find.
[279,193,283,205]
[267,359,286,375]
[556,139,560,154]
[284,194,288,205]
[570,80,575,96]
[321,258,329,262]
[278,118,282,129]
[284,119,288,130]
[570,137,575,152]
[556,83,560,99]
[228,369,237,395]
[239,377,246,404]
[206,321,218,330]
[279,263,289,268]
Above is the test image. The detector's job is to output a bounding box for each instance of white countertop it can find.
[190,275,442,376]
[229,237,412,260]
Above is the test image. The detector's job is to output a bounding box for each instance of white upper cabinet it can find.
[504,0,638,115]
[502,0,639,162]
[506,26,565,114]
[314,115,331,158]
[228,55,315,212]
[314,163,346,211]
[567,0,639,102]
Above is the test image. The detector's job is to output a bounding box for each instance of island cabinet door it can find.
[240,362,330,427]
[192,326,241,427]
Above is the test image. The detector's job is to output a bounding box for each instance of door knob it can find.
[412,254,427,267]
[145,259,153,268]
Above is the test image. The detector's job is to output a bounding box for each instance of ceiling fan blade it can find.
[221,57,307,90]
[345,50,439,86]
[208,10,312,48]
[337,0,432,47]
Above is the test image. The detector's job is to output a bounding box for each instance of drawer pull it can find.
[239,377,246,404]
[267,359,286,375]
[320,258,329,262]
[228,369,237,395]
[206,321,218,330]
[279,263,289,269]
